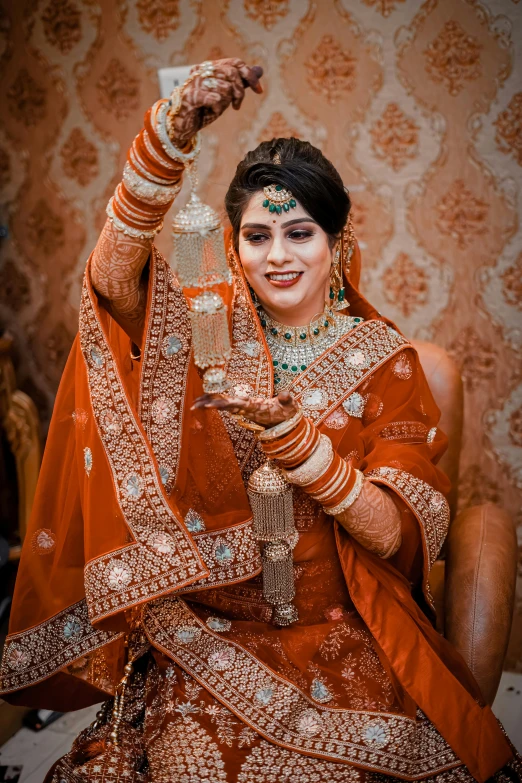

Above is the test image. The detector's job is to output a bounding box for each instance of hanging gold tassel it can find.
[248,461,298,626]
[171,193,231,289]
[170,161,233,394]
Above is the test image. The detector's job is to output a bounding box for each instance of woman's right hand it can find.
[168,59,263,145]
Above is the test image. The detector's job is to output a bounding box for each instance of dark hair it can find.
[225,138,351,249]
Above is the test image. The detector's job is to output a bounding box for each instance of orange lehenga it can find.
[0,238,519,782]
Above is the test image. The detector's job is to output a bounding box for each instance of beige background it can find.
[0,0,521,666]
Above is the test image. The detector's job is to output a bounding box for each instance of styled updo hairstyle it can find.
[225,138,351,250]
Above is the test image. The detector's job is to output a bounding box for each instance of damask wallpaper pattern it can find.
[0,0,521,666]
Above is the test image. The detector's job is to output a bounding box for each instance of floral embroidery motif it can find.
[106,560,132,591]
[100,409,122,438]
[151,395,173,425]
[324,408,349,430]
[290,322,408,426]
[62,616,83,642]
[179,521,261,593]
[342,392,365,418]
[237,340,261,358]
[214,538,234,566]
[295,708,323,737]
[206,617,232,632]
[185,509,206,533]
[124,472,142,500]
[392,353,413,380]
[302,388,327,410]
[208,646,236,671]
[83,447,92,476]
[88,344,104,369]
[143,598,461,775]
[255,686,274,705]
[310,678,333,704]
[427,427,437,444]
[162,334,183,357]
[5,644,31,671]
[363,718,389,747]
[31,528,56,555]
[0,600,120,693]
[346,350,368,368]
[72,407,89,430]
[149,531,175,555]
[363,393,383,421]
[175,626,201,644]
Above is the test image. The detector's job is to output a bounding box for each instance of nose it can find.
[266,233,291,268]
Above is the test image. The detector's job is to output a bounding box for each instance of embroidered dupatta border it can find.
[138,249,192,495]
[0,600,121,693]
[80,268,209,623]
[143,596,461,778]
[366,467,450,608]
[292,321,408,425]
[178,519,262,594]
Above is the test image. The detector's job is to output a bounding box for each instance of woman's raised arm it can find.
[91,59,263,346]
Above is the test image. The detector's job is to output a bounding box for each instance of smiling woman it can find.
[1,59,520,783]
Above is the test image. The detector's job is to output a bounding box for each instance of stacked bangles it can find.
[258,409,364,516]
[106,97,200,239]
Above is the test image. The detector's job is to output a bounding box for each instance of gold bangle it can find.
[283,434,333,487]
[258,409,303,442]
[323,469,365,516]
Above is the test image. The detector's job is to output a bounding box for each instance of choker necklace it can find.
[257,307,364,389]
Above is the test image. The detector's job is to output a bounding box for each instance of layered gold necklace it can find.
[258,307,364,390]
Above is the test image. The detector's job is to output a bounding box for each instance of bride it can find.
[1,58,519,782]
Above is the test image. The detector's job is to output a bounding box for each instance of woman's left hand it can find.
[192,389,299,428]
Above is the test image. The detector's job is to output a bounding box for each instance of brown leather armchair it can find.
[413,340,518,705]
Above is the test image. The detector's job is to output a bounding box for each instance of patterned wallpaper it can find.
[0,0,521,666]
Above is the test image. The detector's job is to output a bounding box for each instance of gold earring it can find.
[329,241,348,311]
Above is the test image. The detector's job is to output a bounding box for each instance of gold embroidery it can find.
[290,322,408,425]
[79,258,209,622]
[138,254,192,494]
[143,597,461,776]
[0,599,121,693]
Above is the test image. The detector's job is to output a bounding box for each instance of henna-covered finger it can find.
[237,63,263,93]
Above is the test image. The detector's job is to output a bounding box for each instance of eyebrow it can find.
[241,217,318,230]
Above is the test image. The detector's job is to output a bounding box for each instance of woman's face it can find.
[238,191,334,326]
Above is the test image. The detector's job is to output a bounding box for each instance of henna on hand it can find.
[167,59,263,145]
[192,389,298,428]
[336,481,402,559]
[90,219,151,346]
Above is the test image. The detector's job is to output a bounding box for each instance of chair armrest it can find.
[444,503,517,705]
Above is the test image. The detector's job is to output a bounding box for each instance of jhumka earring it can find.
[328,214,355,311]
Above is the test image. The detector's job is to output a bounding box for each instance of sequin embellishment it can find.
[84,447,92,476]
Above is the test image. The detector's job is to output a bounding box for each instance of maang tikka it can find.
[262,149,297,215]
